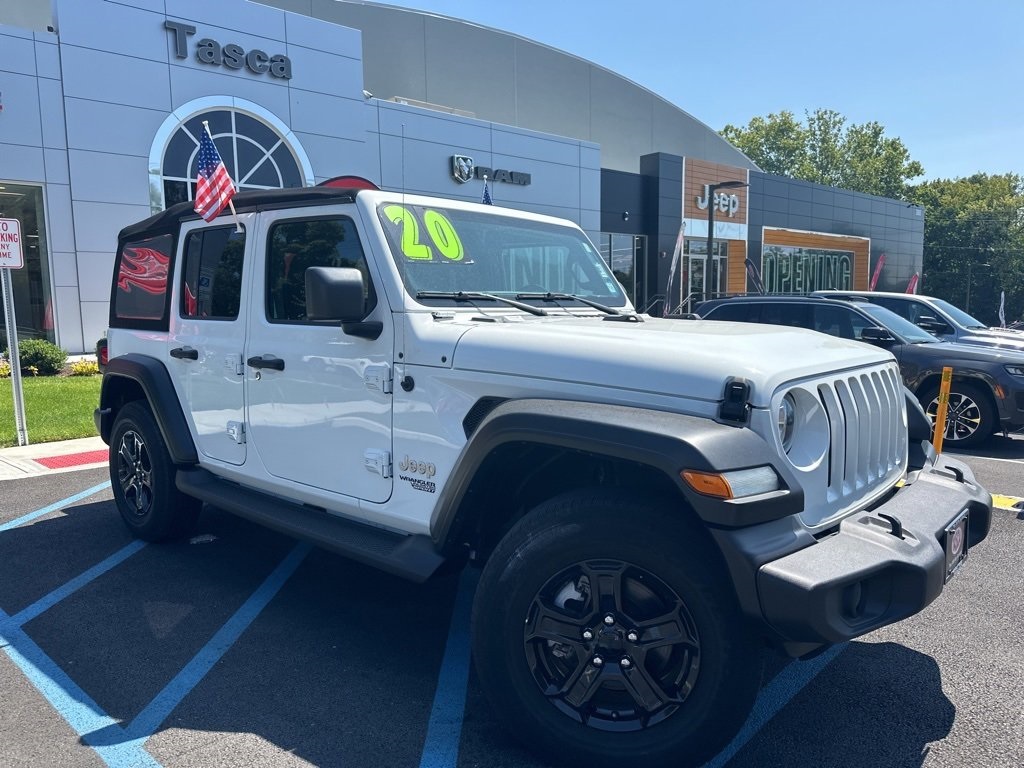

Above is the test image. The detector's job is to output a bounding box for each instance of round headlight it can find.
[777,393,796,451]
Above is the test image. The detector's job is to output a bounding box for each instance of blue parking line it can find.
[418,568,478,768]
[123,541,312,741]
[10,540,147,627]
[0,607,163,768]
[701,642,848,768]
[0,480,112,533]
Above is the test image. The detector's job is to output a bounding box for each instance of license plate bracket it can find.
[943,509,970,583]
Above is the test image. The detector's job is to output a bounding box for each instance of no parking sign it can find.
[0,218,23,268]
[1,217,28,445]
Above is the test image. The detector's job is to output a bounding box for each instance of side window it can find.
[266,217,376,323]
[875,297,914,322]
[111,233,174,329]
[848,310,879,341]
[761,303,811,329]
[180,226,246,320]
[704,303,759,322]
[813,306,855,338]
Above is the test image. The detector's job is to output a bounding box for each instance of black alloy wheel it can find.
[525,558,701,731]
[117,427,154,519]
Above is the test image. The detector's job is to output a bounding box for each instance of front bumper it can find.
[717,452,991,647]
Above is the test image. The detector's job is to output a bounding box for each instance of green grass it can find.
[0,375,101,448]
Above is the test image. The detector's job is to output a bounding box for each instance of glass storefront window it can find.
[597,233,646,310]
[682,238,728,311]
[0,183,53,347]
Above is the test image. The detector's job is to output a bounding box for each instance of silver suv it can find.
[814,291,1024,353]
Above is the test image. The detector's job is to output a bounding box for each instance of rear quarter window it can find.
[703,303,759,322]
[110,233,174,329]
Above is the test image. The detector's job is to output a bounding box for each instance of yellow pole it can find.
[932,366,953,453]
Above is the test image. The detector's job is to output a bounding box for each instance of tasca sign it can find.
[0,218,23,269]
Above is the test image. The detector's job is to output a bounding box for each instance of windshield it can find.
[859,303,939,343]
[376,202,628,307]
[927,297,987,329]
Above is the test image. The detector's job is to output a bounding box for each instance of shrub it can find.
[68,359,100,376]
[0,359,9,378]
[3,338,68,376]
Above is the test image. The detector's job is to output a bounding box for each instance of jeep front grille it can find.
[817,366,906,502]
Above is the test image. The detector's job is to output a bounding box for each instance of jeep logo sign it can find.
[695,185,740,217]
[165,21,292,79]
[449,155,531,186]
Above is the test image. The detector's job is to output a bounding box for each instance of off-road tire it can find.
[472,489,762,768]
[109,401,201,541]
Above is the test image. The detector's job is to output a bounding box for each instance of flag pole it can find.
[202,121,242,232]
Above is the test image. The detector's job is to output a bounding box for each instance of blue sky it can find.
[376,0,1023,183]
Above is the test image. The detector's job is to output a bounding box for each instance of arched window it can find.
[151,98,314,212]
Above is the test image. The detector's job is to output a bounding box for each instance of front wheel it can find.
[472,490,762,768]
[109,401,200,541]
[921,381,996,448]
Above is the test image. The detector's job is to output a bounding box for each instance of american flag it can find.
[194,128,236,222]
[482,176,493,205]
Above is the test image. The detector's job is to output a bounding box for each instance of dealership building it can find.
[1,0,924,353]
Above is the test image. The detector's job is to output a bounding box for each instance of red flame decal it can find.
[117,246,169,295]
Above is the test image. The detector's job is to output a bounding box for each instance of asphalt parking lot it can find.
[2,437,1023,768]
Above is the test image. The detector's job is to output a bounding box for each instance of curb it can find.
[0,436,108,480]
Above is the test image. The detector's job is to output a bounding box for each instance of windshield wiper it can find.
[416,291,548,316]
[515,292,643,322]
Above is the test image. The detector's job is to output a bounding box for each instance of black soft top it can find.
[117,187,362,242]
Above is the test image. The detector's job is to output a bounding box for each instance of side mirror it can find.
[860,326,897,345]
[305,267,382,339]
[916,315,949,334]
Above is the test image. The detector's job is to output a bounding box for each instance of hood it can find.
[913,339,1024,365]
[957,329,1024,353]
[450,317,893,407]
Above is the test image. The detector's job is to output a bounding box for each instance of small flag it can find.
[906,273,919,294]
[869,252,886,291]
[194,126,236,222]
[999,290,1006,328]
[663,222,686,316]
[482,175,493,205]
[744,257,766,295]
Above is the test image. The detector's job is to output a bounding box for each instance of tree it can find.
[909,173,1024,325]
[720,109,925,199]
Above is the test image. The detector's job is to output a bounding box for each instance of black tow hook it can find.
[877,513,904,539]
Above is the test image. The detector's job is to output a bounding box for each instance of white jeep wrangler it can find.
[96,187,991,768]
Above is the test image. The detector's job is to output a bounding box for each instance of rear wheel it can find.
[472,490,762,768]
[921,381,995,448]
[109,401,200,541]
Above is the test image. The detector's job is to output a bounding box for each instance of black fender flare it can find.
[430,398,803,552]
[96,353,198,465]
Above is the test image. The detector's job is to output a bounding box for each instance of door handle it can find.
[170,346,199,360]
[246,354,285,371]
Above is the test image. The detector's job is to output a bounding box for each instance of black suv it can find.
[696,295,1024,447]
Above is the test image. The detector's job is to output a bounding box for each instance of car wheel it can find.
[109,401,201,541]
[921,381,995,448]
[472,489,762,768]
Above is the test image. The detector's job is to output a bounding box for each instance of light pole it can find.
[965,261,990,313]
[705,180,748,303]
